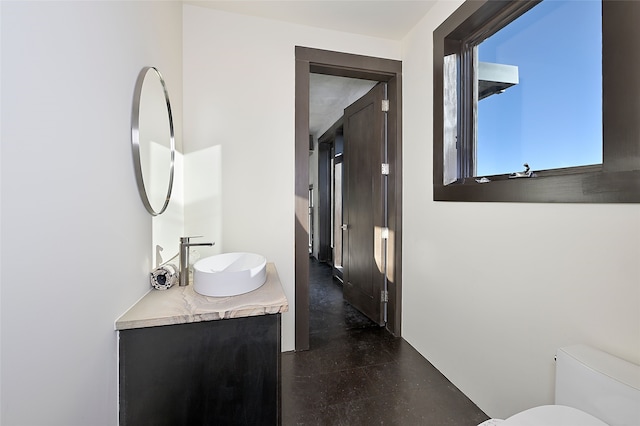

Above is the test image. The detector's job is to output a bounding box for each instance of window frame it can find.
[433,0,640,203]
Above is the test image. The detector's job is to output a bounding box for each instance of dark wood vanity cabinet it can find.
[119,314,281,426]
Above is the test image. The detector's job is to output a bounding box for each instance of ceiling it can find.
[184,1,438,40]
[185,1,438,142]
[309,74,376,139]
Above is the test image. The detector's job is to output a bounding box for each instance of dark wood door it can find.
[343,83,386,326]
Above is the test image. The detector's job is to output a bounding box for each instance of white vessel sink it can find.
[193,252,267,297]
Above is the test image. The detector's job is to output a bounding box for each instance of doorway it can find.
[295,47,403,351]
[317,116,345,280]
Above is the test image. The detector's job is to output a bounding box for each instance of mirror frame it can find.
[131,66,175,216]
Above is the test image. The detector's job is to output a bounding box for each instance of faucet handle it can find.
[180,236,203,243]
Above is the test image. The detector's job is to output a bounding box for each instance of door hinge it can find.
[381,163,390,175]
[381,290,389,303]
[381,99,390,112]
[381,227,389,240]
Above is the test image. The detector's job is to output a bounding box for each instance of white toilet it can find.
[479,344,640,426]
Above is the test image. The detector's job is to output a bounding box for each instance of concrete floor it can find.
[281,259,489,425]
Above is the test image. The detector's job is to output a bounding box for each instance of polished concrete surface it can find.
[281,259,490,425]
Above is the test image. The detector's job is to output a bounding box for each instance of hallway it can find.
[281,259,490,425]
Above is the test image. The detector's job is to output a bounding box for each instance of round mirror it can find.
[131,66,175,216]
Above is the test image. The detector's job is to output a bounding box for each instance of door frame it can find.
[295,46,403,351]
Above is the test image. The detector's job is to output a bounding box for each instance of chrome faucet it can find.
[179,236,214,286]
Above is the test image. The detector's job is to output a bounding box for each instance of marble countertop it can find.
[115,263,288,330]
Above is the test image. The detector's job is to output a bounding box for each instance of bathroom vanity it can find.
[116,263,288,426]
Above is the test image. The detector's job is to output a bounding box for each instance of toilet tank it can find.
[555,345,640,426]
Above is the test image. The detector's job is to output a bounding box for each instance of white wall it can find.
[0,2,182,424]
[182,4,401,351]
[401,0,640,419]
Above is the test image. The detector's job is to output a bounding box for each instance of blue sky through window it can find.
[476,0,602,177]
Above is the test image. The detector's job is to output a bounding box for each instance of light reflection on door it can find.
[333,154,343,278]
[309,185,313,254]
